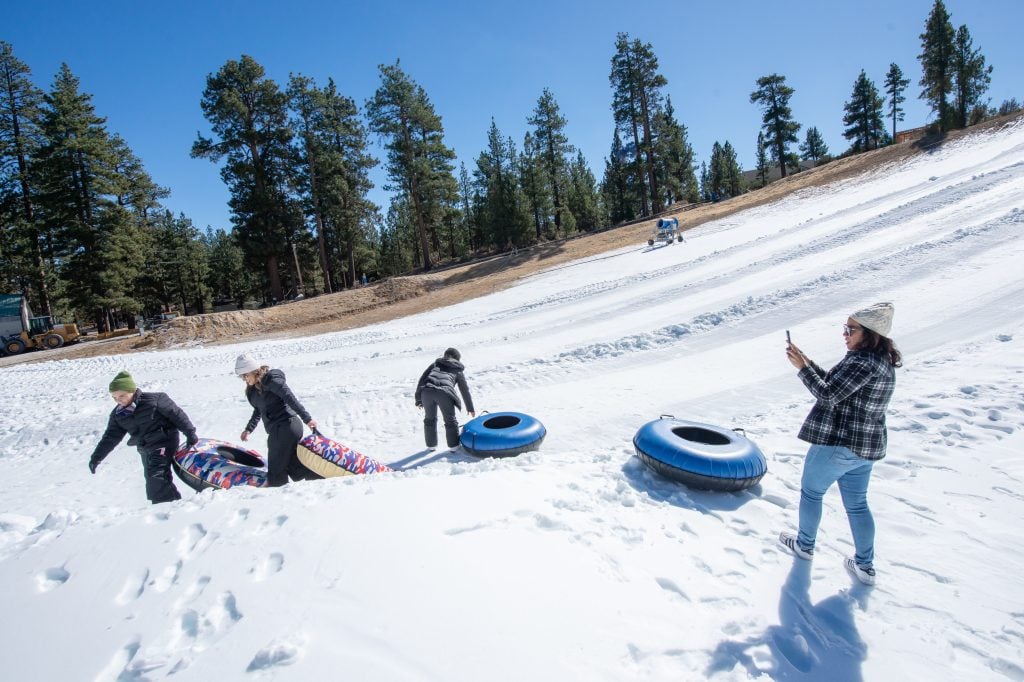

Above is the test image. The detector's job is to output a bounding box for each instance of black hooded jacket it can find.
[90,390,197,464]
[415,357,475,412]
[244,369,313,433]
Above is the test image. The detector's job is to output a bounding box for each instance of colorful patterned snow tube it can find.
[172,437,268,491]
[296,431,393,478]
[633,416,767,492]
[459,412,546,458]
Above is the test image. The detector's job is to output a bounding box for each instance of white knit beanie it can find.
[234,353,261,376]
[852,302,894,338]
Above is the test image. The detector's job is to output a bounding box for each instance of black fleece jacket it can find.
[244,369,313,433]
[90,390,197,464]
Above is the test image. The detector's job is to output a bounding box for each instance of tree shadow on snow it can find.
[705,559,869,681]
[621,456,764,512]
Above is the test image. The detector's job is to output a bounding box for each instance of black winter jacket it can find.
[244,369,312,433]
[90,390,197,464]
[415,357,475,412]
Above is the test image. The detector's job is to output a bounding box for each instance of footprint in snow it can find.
[115,568,149,604]
[36,566,70,592]
[246,637,305,672]
[251,553,285,582]
[655,576,691,601]
[152,560,182,593]
[229,507,250,527]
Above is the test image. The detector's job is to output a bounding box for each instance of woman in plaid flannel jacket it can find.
[779,303,902,585]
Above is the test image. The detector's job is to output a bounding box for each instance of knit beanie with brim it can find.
[109,370,137,393]
[852,302,894,338]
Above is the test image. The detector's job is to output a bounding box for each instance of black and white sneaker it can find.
[778,532,814,560]
[844,558,876,585]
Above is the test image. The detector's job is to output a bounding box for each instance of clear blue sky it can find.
[6,0,1022,233]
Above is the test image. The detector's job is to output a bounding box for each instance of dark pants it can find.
[267,416,318,487]
[139,438,182,504]
[422,387,460,448]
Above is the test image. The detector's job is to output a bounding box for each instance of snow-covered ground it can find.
[2,120,1024,681]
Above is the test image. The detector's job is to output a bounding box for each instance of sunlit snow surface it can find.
[2,121,1023,681]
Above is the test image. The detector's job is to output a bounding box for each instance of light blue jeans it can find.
[798,444,876,568]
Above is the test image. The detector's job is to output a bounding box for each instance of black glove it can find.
[186,433,199,449]
[88,457,99,474]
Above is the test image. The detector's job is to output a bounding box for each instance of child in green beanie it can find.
[88,371,199,504]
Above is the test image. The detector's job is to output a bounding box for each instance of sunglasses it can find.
[842,324,863,336]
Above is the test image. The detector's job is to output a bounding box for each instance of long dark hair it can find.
[856,328,903,367]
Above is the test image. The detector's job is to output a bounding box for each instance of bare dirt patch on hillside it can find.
[4,113,1019,367]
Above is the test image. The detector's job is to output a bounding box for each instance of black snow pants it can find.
[266,415,319,487]
[421,387,460,448]
[139,436,182,504]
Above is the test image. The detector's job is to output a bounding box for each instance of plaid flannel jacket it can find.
[797,350,896,460]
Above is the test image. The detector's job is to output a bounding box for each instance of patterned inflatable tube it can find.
[172,437,268,491]
[296,432,393,478]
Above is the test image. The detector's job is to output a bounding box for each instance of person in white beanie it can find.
[235,354,320,487]
[778,303,902,586]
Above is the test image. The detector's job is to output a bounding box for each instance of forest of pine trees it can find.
[0,1,1016,330]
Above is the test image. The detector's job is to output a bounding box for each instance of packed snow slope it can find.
[2,120,1024,681]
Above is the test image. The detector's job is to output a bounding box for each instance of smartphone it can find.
[785,330,791,346]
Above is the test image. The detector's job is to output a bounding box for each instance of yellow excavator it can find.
[1,294,80,355]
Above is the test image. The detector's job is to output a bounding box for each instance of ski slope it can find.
[1,118,1023,681]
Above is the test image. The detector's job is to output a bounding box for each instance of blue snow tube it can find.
[633,416,767,491]
[460,412,546,458]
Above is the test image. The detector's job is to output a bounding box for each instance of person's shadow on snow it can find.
[706,558,869,681]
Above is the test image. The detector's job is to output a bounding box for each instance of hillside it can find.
[4,112,1021,367]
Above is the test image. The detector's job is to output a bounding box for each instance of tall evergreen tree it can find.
[565,151,601,232]
[520,132,552,240]
[843,70,887,153]
[366,62,458,271]
[0,41,52,314]
[206,228,252,307]
[918,0,956,131]
[601,129,634,224]
[474,119,529,248]
[799,126,830,162]
[609,33,667,215]
[755,132,771,188]
[34,64,131,328]
[527,88,574,235]
[952,24,992,128]
[192,55,295,301]
[653,95,698,206]
[750,74,801,178]
[884,63,910,140]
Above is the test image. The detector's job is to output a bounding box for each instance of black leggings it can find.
[266,416,319,486]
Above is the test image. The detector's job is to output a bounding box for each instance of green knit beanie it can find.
[108,370,137,394]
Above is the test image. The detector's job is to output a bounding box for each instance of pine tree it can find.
[206,228,251,307]
[952,25,992,128]
[565,151,601,232]
[750,74,801,178]
[527,88,574,235]
[610,33,668,216]
[799,126,830,163]
[884,63,911,140]
[474,119,530,249]
[34,64,128,328]
[366,62,458,271]
[843,70,886,153]
[600,129,635,224]
[918,0,956,131]
[0,41,52,314]
[653,95,698,206]
[520,132,553,240]
[755,132,771,187]
[192,55,295,300]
